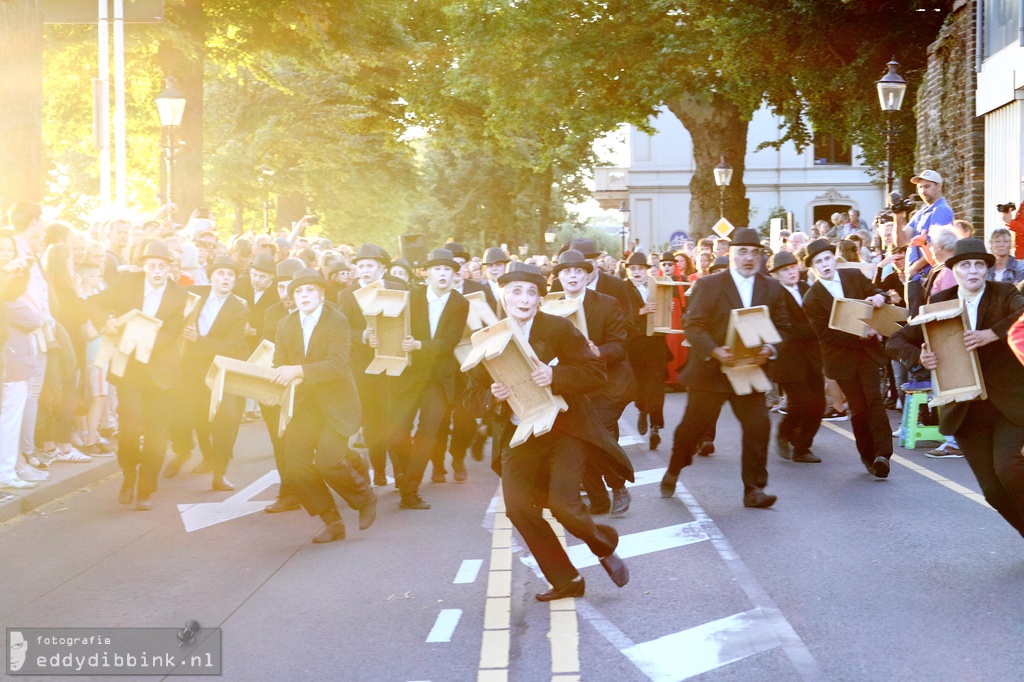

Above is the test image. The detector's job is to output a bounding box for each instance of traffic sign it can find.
[711,218,735,238]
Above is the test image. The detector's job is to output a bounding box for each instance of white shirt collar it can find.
[300,303,324,326]
[586,276,598,291]
[564,288,586,300]
[958,282,986,304]
[144,280,167,297]
[514,315,535,340]
[426,286,452,304]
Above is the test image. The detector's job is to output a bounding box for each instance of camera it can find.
[306,215,320,225]
[888,192,920,214]
[997,202,1017,214]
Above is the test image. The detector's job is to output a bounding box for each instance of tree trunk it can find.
[537,165,553,254]
[0,0,43,211]
[666,93,751,239]
[156,0,204,222]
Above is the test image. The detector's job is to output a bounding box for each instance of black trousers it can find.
[355,372,392,480]
[432,373,475,471]
[388,380,449,496]
[582,397,627,506]
[956,401,1024,538]
[116,379,173,496]
[260,402,296,498]
[836,354,892,466]
[628,342,666,428]
[169,384,243,475]
[284,402,372,518]
[778,374,826,456]
[504,430,619,588]
[669,389,768,491]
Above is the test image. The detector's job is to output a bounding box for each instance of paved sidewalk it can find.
[0,455,121,524]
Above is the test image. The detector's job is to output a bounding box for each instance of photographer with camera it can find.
[892,169,954,316]
[998,175,1024,259]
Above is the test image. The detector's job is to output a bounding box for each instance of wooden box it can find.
[247,339,276,368]
[92,309,163,378]
[721,306,781,395]
[454,291,500,365]
[459,318,568,448]
[829,298,908,337]
[646,276,687,336]
[353,281,411,376]
[910,299,987,407]
[541,296,588,338]
[204,355,302,437]
[176,291,203,353]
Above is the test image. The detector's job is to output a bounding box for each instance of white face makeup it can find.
[503,281,540,323]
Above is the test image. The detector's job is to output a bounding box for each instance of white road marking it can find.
[426,609,462,643]
[618,435,646,446]
[454,559,484,584]
[625,467,668,488]
[176,470,280,532]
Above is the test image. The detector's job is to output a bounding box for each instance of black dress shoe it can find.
[588,500,611,515]
[373,474,387,487]
[873,456,890,479]
[135,497,153,511]
[399,493,431,510]
[792,451,822,463]
[743,487,777,508]
[470,429,487,461]
[862,459,876,475]
[660,472,677,498]
[649,427,661,450]
[637,412,649,436]
[163,453,189,479]
[599,553,630,587]
[264,496,301,513]
[452,459,467,483]
[312,521,346,543]
[774,432,793,461]
[359,494,377,530]
[697,439,715,457]
[610,487,631,516]
[212,475,235,491]
[118,486,134,506]
[535,576,585,602]
[430,470,446,483]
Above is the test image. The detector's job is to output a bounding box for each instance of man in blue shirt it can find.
[896,169,955,315]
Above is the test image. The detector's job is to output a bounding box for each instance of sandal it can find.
[21,452,47,470]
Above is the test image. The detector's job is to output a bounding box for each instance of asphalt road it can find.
[2,392,1022,682]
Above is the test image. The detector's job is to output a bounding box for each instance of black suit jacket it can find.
[581,289,636,406]
[392,286,469,405]
[680,270,792,393]
[182,286,249,385]
[459,279,498,314]
[771,281,823,383]
[802,269,886,381]
[551,272,630,318]
[87,271,188,390]
[262,302,289,344]
[886,282,1024,434]
[239,282,280,349]
[463,311,634,483]
[273,304,362,437]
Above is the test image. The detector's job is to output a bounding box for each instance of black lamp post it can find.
[876,59,907,196]
[618,200,631,256]
[155,78,186,205]
[713,156,733,220]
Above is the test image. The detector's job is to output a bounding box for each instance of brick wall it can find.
[916,0,986,230]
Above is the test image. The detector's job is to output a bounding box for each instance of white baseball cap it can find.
[911,169,943,184]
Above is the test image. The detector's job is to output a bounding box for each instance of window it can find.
[984,0,1020,58]
[813,133,852,166]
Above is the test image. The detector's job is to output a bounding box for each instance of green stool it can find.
[899,390,942,449]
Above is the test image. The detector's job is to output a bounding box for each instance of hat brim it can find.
[768,259,799,273]
[423,258,459,270]
[497,272,548,296]
[945,252,995,269]
[288,275,327,296]
[551,260,593,276]
[803,245,836,267]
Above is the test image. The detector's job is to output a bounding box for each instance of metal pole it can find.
[97,0,110,209]
[113,0,126,208]
[885,110,895,196]
[719,186,726,220]
[164,129,174,204]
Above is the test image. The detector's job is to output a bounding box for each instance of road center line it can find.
[426,609,463,643]
[819,421,992,509]
[454,559,484,584]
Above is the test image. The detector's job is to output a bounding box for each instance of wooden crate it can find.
[721,306,781,395]
[646,276,687,336]
[829,298,908,338]
[205,356,302,437]
[92,309,163,377]
[911,299,987,407]
[353,281,411,376]
[540,296,588,338]
[455,291,500,365]
[176,291,203,353]
[459,318,568,448]
[247,339,276,368]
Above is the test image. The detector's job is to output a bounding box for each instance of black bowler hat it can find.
[445,242,471,261]
[142,240,175,262]
[767,250,799,273]
[251,253,277,274]
[353,243,390,265]
[709,256,730,273]
[802,238,836,267]
[945,238,994,269]
[389,257,413,279]
[569,238,601,259]
[497,262,547,296]
[287,267,328,297]
[206,255,239,277]
[729,228,762,248]
[423,248,459,270]
[551,249,593,276]
[274,257,305,281]
[482,247,509,265]
[660,252,676,263]
[626,251,648,267]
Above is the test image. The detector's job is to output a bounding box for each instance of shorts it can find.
[88,364,108,398]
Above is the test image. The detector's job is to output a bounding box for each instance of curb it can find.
[0,458,122,525]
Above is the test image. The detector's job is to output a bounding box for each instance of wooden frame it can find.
[828,298,908,337]
[836,261,878,281]
[460,318,568,448]
[721,306,781,395]
[541,296,588,338]
[455,291,500,365]
[646,276,687,336]
[176,291,203,353]
[247,339,276,368]
[910,299,987,407]
[92,309,163,378]
[543,292,566,303]
[204,356,301,437]
[353,281,411,376]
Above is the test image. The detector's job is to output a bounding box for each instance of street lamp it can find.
[876,59,907,196]
[155,78,186,205]
[619,200,631,256]
[544,227,557,246]
[713,156,733,220]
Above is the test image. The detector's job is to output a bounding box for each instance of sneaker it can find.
[822,409,849,421]
[37,448,58,466]
[770,401,787,413]
[901,380,932,392]
[892,428,902,438]
[1,478,37,489]
[17,465,49,482]
[55,448,92,463]
[0,491,13,502]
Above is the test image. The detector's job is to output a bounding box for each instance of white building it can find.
[594,106,886,251]
[977,0,1023,237]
